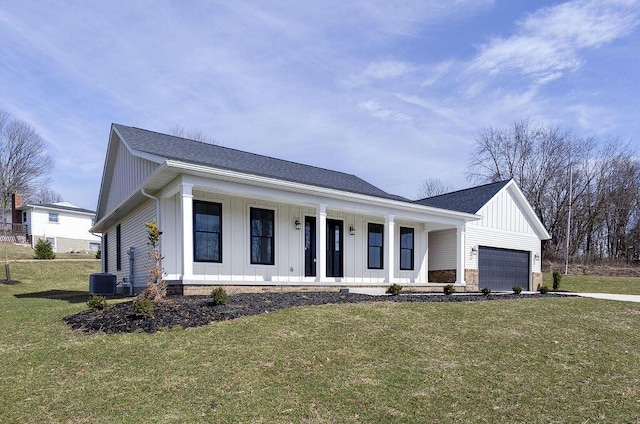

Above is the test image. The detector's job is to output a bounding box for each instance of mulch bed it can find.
[64,291,558,335]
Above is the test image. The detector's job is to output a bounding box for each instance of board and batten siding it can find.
[427,229,456,271]
[102,199,156,289]
[160,191,427,285]
[473,188,535,234]
[104,139,159,215]
[465,188,541,273]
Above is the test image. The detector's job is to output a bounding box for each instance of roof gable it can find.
[413,180,510,214]
[112,124,406,202]
[416,180,550,240]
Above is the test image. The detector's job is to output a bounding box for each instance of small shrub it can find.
[512,285,523,295]
[539,285,550,294]
[386,283,403,296]
[210,287,228,305]
[443,284,455,295]
[34,238,55,259]
[95,249,101,259]
[552,271,562,291]
[480,287,491,296]
[133,298,154,319]
[87,294,107,311]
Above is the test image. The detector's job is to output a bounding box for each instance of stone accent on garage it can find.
[532,272,543,291]
[465,269,479,291]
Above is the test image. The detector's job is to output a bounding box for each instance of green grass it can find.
[0,242,98,261]
[543,273,640,295]
[1,262,639,423]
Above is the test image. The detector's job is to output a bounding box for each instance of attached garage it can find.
[478,246,530,291]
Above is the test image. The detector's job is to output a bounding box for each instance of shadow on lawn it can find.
[16,290,140,304]
[15,290,92,303]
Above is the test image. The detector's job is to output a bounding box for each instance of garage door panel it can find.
[478,247,529,291]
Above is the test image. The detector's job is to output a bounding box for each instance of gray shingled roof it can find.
[114,124,407,201]
[24,203,95,215]
[413,180,511,214]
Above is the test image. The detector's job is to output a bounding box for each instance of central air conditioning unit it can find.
[89,273,117,295]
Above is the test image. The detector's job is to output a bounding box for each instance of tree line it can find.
[0,109,59,213]
[465,119,639,264]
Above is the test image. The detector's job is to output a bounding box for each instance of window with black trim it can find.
[368,223,384,269]
[250,208,274,265]
[194,201,222,262]
[400,227,414,270]
[116,224,122,271]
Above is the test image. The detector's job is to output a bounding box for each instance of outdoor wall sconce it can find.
[295,219,301,230]
[471,246,478,255]
[534,253,540,261]
[349,225,355,235]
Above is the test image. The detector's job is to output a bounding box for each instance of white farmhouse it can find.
[18,200,100,253]
[91,124,550,294]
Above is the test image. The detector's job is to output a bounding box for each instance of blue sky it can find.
[1,0,639,210]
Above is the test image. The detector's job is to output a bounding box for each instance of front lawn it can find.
[543,273,640,295]
[1,261,639,422]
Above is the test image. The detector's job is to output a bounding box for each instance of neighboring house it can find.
[16,199,100,253]
[91,124,550,294]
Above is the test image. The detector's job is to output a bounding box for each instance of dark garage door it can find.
[478,246,530,291]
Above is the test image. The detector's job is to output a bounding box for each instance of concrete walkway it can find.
[566,292,640,303]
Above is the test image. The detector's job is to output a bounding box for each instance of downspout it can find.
[141,188,161,295]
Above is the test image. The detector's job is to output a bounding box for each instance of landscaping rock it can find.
[64,291,554,334]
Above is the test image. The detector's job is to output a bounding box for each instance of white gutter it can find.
[140,188,161,232]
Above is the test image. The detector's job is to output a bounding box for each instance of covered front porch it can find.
[158,174,479,291]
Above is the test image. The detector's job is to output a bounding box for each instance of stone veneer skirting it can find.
[428,269,456,284]
[165,270,546,295]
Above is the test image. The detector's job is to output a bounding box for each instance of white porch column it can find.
[455,224,466,285]
[181,183,194,281]
[317,204,327,282]
[417,224,429,284]
[385,214,395,283]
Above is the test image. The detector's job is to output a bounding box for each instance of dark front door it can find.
[304,216,316,277]
[326,219,343,278]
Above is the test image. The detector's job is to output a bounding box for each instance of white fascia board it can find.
[91,163,174,233]
[505,181,551,240]
[112,126,166,164]
[478,179,550,240]
[167,161,480,224]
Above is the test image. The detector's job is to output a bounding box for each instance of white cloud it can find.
[469,0,640,86]
[1,0,639,208]
[358,100,412,121]
[344,61,416,86]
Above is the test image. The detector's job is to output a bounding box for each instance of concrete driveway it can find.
[567,293,640,303]
[348,288,640,303]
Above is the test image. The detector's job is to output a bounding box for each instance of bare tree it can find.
[28,187,63,205]
[0,110,54,211]
[466,119,640,263]
[168,124,216,144]
[417,177,454,199]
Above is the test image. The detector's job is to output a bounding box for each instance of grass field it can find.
[0,242,97,261]
[543,273,640,295]
[1,259,639,423]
